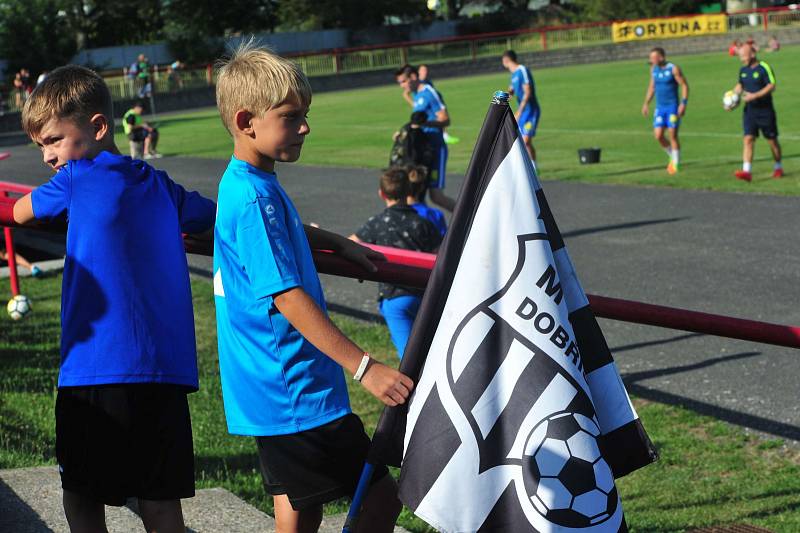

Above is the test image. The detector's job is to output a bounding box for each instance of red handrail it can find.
[1,188,798,350]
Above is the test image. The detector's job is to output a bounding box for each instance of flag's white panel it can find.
[471,339,536,438]
[451,311,495,382]
[553,248,589,313]
[586,362,638,433]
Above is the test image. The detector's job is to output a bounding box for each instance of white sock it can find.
[443,132,451,141]
[743,161,752,172]
[664,147,672,157]
[774,161,783,170]
[672,150,680,165]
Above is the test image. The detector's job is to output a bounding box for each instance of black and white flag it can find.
[368,93,658,533]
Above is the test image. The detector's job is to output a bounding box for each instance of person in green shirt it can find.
[123,101,161,159]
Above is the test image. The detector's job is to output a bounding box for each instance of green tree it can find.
[60,0,165,48]
[0,0,78,77]
[162,0,278,63]
[277,0,427,30]
[571,0,699,21]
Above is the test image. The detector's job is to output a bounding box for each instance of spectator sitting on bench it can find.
[123,101,161,159]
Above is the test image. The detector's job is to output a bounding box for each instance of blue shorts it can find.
[426,133,447,190]
[379,295,422,359]
[519,107,540,138]
[653,105,680,129]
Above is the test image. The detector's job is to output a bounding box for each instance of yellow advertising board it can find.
[612,14,727,43]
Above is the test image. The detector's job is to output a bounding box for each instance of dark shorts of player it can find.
[56,383,195,506]
[743,107,778,139]
[255,413,390,511]
[128,127,158,143]
[425,132,447,190]
[518,106,541,138]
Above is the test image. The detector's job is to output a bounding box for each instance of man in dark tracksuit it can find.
[730,43,782,182]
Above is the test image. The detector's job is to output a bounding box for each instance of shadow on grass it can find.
[0,405,55,467]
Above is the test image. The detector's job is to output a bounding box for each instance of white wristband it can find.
[354,353,371,382]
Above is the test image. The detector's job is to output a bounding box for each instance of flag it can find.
[368,93,658,532]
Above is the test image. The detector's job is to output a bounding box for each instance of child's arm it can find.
[12,194,34,224]
[274,286,414,406]
[305,225,384,273]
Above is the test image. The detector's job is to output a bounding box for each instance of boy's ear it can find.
[378,188,388,200]
[234,110,255,136]
[90,113,110,141]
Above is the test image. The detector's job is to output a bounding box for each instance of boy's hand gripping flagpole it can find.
[341,90,514,533]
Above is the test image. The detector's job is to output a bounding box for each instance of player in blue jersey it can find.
[502,50,540,163]
[395,64,456,212]
[416,64,459,145]
[641,47,689,175]
[14,65,216,533]
[728,43,782,182]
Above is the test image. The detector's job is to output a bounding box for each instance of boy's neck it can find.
[234,142,276,173]
[385,198,407,208]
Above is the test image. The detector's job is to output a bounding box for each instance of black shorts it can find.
[56,384,195,506]
[743,107,778,139]
[255,413,389,510]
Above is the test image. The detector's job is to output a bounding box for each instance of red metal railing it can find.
[1,184,798,349]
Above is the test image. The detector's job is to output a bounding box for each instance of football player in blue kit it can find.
[641,47,689,175]
[502,50,540,164]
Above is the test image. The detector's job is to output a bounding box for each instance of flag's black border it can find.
[370,101,520,466]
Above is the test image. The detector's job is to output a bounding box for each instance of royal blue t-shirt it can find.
[511,65,539,111]
[411,203,447,237]
[30,151,215,389]
[413,83,446,137]
[652,62,679,108]
[213,157,351,436]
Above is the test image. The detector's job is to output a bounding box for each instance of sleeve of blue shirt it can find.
[426,87,445,113]
[159,171,216,234]
[30,166,71,220]
[236,196,301,300]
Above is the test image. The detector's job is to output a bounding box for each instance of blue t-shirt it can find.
[30,151,215,389]
[652,62,679,108]
[413,83,446,137]
[411,203,447,237]
[213,157,351,436]
[511,65,539,111]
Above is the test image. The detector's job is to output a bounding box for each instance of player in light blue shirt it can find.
[502,50,541,164]
[214,44,412,531]
[641,47,689,174]
[396,64,456,212]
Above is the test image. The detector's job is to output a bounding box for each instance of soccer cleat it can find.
[30,265,42,278]
[734,170,752,182]
[666,162,678,175]
[772,168,784,179]
[444,134,460,145]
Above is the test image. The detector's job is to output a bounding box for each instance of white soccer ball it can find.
[7,294,32,321]
[723,90,740,110]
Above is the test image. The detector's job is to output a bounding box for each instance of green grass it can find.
[2,274,800,531]
[153,46,800,195]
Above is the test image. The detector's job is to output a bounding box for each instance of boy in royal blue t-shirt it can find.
[13,65,215,533]
[213,43,413,532]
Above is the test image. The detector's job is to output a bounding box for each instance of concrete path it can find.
[2,144,800,446]
[0,467,410,533]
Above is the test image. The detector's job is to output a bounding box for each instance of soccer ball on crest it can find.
[522,411,618,527]
[7,294,32,320]
[723,90,740,110]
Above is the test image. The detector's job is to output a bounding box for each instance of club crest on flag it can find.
[440,232,621,530]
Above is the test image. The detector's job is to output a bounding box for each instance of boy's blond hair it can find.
[22,65,114,138]
[215,40,312,135]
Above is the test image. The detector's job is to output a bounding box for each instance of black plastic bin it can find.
[578,148,601,164]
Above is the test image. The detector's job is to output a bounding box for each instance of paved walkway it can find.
[2,144,800,446]
[0,466,409,532]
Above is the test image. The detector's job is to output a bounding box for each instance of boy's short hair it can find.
[651,47,666,58]
[22,65,114,138]
[407,165,429,197]
[215,40,312,135]
[502,50,518,62]
[395,64,418,78]
[380,167,411,201]
[410,111,427,126]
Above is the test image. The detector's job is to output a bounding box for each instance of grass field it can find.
[152,47,800,195]
[2,274,800,532]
